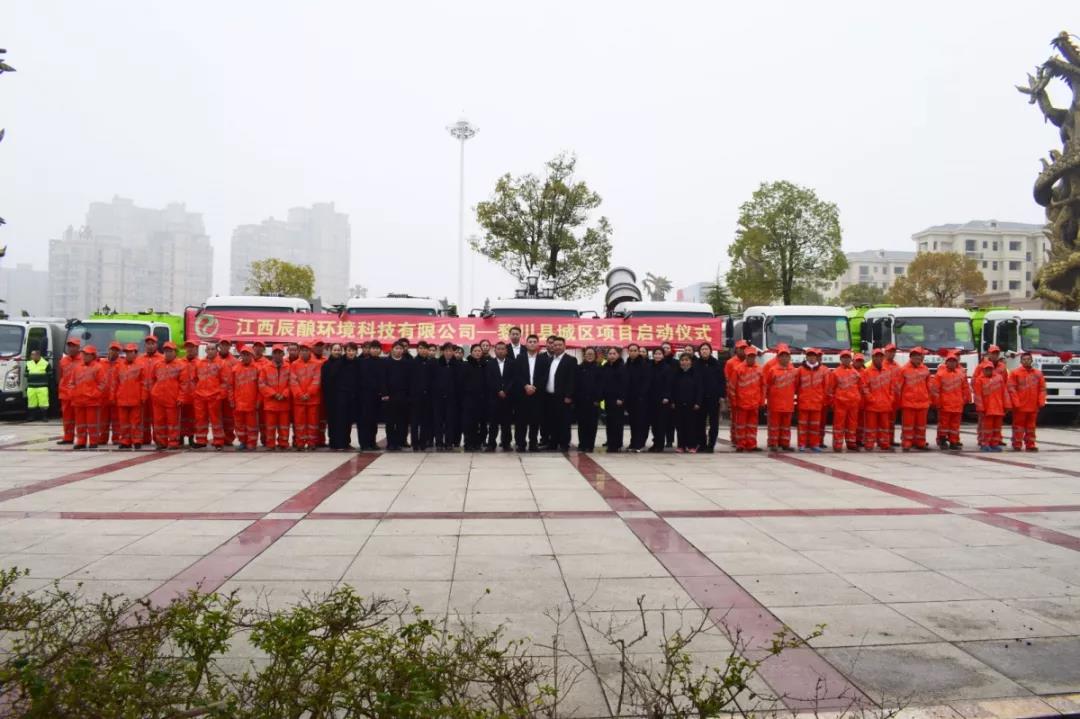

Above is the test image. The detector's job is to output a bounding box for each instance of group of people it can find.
[725,340,1047,453]
[52,328,1048,455]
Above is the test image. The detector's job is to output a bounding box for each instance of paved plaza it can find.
[2,421,1080,717]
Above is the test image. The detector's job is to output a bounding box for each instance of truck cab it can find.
[980,309,1080,415]
[736,305,851,366]
[344,297,443,316]
[858,307,978,375]
[482,299,584,318]
[201,295,312,313]
[66,318,174,354]
[0,318,68,416]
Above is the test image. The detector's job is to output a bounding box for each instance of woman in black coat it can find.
[600,347,627,452]
[648,347,674,452]
[459,346,489,451]
[671,353,704,453]
[321,343,358,450]
[574,347,602,452]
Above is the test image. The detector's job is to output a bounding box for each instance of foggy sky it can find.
[3,1,1075,312]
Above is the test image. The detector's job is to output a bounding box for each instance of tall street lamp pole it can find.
[447,119,477,314]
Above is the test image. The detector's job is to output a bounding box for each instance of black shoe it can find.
[57,440,73,445]
[647,445,663,453]
[72,445,86,451]
[528,445,541,452]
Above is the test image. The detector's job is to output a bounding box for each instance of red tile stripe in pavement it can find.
[769,454,965,510]
[978,504,1080,514]
[770,453,1080,553]
[658,507,946,519]
[144,454,380,607]
[0,451,170,503]
[566,452,870,712]
[962,452,1080,478]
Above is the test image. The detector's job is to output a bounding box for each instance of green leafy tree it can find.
[726,181,847,305]
[473,153,613,300]
[789,283,828,305]
[245,258,315,298]
[641,273,673,301]
[887,252,986,306]
[838,282,888,306]
[705,270,737,316]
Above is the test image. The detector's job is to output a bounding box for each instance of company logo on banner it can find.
[184,310,724,349]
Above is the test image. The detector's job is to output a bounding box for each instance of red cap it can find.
[745,346,759,356]
[217,338,232,345]
[734,340,749,349]
[773,342,790,352]
[853,352,865,362]
[240,346,253,355]
[66,338,81,347]
[162,341,178,351]
[298,341,311,349]
[124,343,138,352]
[909,346,925,355]
[271,344,285,353]
[252,340,266,348]
[804,348,821,356]
[145,335,158,343]
[313,340,326,346]
[108,341,122,350]
[946,352,959,361]
[183,340,197,348]
[871,347,885,356]
[82,344,97,354]
[884,343,897,352]
[839,349,852,358]
[987,344,1001,353]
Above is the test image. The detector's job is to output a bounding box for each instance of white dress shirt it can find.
[526,353,537,384]
[546,353,563,393]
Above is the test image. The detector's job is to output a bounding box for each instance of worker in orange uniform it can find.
[930,352,971,450]
[251,341,271,446]
[827,349,863,452]
[1007,350,1047,451]
[977,345,1009,381]
[192,343,227,450]
[312,340,329,447]
[764,346,797,452]
[258,344,292,450]
[796,348,829,452]
[724,340,748,443]
[861,349,895,451]
[763,342,790,372]
[973,361,1010,451]
[149,341,186,450]
[217,339,237,446]
[895,346,932,451]
[882,343,902,446]
[730,346,764,451]
[852,352,868,447]
[290,342,322,451]
[99,341,122,445]
[56,338,82,445]
[113,344,147,450]
[229,345,260,450]
[71,345,109,450]
[138,335,164,446]
[178,340,200,447]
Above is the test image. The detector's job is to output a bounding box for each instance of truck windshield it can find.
[893,318,974,351]
[624,310,714,318]
[67,322,152,348]
[764,316,850,351]
[206,306,301,313]
[1019,319,1080,352]
[0,325,25,358]
[490,309,581,317]
[346,308,439,317]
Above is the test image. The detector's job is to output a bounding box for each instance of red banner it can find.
[185,310,725,349]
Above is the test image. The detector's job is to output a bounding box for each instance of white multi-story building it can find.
[911,220,1049,301]
[826,250,915,299]
[675,282,710,303]
[230,203,351,304]
[0,263,51,317]
[48,197,212,317]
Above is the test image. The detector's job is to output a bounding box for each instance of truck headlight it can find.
[4,366,20,391]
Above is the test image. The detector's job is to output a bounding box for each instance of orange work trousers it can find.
[152,403,180,448]
[733,408,759,450]
[1011,410,1038,450]
[62,401,76,442]
[234,409,259,449]
[936,411,962,445]
[863,411,892,450]
[73,405,101,447]
[767,410,792,449]
[262,409,291,449]
[797,409,824,449]
[115,405,142,447]
[977,414,1004,447]
[194,397,224,446]
[293,404,320,449]
[832,403,859,449]
[900,408,928,449]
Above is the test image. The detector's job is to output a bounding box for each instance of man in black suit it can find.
[514,334,549,451]
[506,326,525,360]
[485,341,518,450]
[543,336,577,451]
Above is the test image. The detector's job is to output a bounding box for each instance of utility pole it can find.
[447,118,477,313]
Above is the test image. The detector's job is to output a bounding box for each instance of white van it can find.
[735,305,851,366]
[344,297,443,317]
[0,318,68,416]
[859,307,978,375]
[611,300,715,318]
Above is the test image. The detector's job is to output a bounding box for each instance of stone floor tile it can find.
[842,571,988,603]
[344,553,455,581]
[957,637,1080,694]
[891,600,1072,641]
[772,603,944,647]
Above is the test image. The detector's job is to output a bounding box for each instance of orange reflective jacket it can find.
[114,359,148,407]
[230,363,260,411]
[195,357,228,400]
[764,363,797,413]
[796,365,829,411]
[973,372,1010,416]
[289,358,322,406]
[828,366,863,407]
[731,363,764,409]
[930,366,971,413]
[71,361,108,407]
[1007,365,1046,412]
[150,360,186,404]
[258,362,292,411]
[861,365,895,413]
[896,363,932,410]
